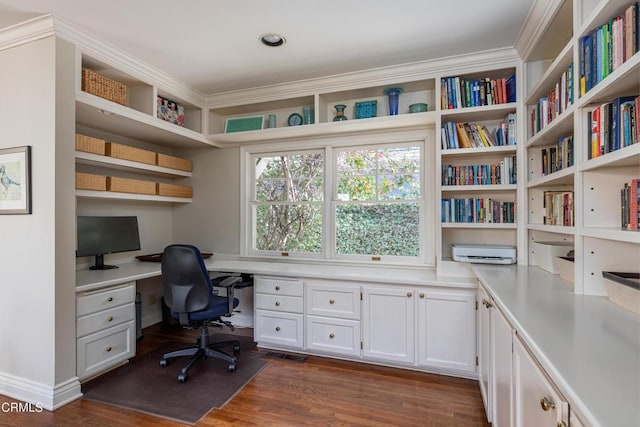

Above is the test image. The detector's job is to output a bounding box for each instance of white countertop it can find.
[472,264,640,427]
[76,258,477,292]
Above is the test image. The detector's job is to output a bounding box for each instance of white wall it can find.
[0,36,80,408]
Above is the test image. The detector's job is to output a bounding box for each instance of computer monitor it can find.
[76,216,141,270]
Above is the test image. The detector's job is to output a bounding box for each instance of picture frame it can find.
[224,115,265,133]
[0,146,31,214]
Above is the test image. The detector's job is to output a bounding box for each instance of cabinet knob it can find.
[105,346,112,352]
[275,286,280,291]
[329,299,335,304]
[557,422,567,427]
[482,298,493,308]
[275,301,280,306]
[329,333,335,339]
[107,297,113,302]
[419,293,425,299]
[407,292,412,298]
[107,316,113,322]
[540,396,556,411]
[275,326,281,332]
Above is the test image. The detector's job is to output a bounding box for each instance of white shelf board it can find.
[75,152,192,178]
[526,166,576,188]
[581,227,640,244]
[76,189,191,203]
[439,103,517,122]
[76,91,214,149]
[580,143,640,171]
[575,52,640,108]
[442,223,517,229]
[524,39,574,105]
[525,107,574,148]
[208,111,437,145]
[527,223,576,234]
[441,145,517,156]
[442,184,517,192]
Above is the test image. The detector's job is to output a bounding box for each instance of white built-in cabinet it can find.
[523,0,640,295]
[477,286,492,423]
[255,276,477,376]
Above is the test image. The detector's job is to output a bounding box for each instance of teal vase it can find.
[333,104,348,121]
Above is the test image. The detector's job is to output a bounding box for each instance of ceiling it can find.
[0,0,536,95]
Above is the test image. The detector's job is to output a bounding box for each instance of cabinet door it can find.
[362,286,415,364]
[477,286,492,423]
[513,336,568,427]
[417,288,476,374]
[492,306,513,427]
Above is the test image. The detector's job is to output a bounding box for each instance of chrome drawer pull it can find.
[407,292,412,298]
[540,396,555,411]
[275,286,280,291]
[329,333,335,339]
[275,301,280,306]
[419,293,425,299]
[107,297,113,302]
[105,346,112,352]
[329,299,335,304]
[275,326,281,332]
[107,316,113,322]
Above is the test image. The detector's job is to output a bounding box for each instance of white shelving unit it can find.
[523,0,640,295]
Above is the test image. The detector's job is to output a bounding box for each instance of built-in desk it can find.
[473,264,640,427]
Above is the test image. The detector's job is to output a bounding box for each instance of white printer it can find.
[452,244,516,264]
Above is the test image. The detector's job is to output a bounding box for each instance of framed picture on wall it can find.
[0,146,31,214]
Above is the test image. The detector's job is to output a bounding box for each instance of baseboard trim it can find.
[0,372,82,411]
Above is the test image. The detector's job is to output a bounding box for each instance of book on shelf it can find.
[440,74,515,109]
[579,2,639,97]
[530,63,574,137]
[442,114,516,150]
[441,197,515,224]
[621,179,640,231]
[541,136,573,176]
[442,156,516,186]
[543,190,574,226]
[587,95,639,159]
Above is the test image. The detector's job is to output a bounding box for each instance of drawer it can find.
[255,293,303,313]
[77,302,135,338]
[305,315,361,357]
[77,283,135,317]
[255,276,303,297]
[255,310,303,348]
[306,282,360,320]
[77,320,135,380]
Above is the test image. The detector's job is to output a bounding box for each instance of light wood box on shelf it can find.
[81,68,127,106]
[107,176,156,195]
[603,272,640,315]
[156,182,193,198]
[75,172,107,191]
[75,134,106,155]
[105,142,156,165]
[157,153,192,172]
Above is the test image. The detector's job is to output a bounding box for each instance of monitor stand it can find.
[90,254,119,270]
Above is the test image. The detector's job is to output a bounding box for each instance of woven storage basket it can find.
[81,68,127,105]
[157,153,192,172]
[157,183,193,198]
[105,142,156,165]
[75,134,106,155]
[75,172,107,191]
[107,176,156,195]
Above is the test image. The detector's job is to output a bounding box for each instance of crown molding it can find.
[206,47,520,108]
[514,0,565,60]
[0,14,55,51]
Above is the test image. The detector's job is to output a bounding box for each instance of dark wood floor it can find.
[1,324,489,426]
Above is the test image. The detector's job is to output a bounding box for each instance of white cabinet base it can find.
[77,320,135,380]
[305,315,360,357]
[255,309,303,349]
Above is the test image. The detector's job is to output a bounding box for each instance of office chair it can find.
[160,244,242,383]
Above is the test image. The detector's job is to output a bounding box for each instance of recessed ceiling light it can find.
[260,33,286,47]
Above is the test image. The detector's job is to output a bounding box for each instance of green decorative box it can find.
[224,115,264,133]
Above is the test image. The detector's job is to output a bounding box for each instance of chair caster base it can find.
[160,359,168,367]
[228,363,237,372]
[177,373,187,383]
[233,345,240,355]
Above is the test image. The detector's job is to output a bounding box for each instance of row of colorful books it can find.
[441,198,515,224]
[442,156,516,186]
[440,75,516,110]
[529,64,574,136]
[587,95,639,159]
[441,114,516,149]
[543,191,574,227]
[579,2,639,96]
[541,136,574,176]
[621,179,640,231]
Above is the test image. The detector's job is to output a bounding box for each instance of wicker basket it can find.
[75,172,107,191]
[105,142,156,165]
[107,176,156,195]
[75,134,106,155]
[81,68,127,105]
[157,182,193,198]
[157,153,192,172]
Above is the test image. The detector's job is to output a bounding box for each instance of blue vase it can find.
[383,87,404,115]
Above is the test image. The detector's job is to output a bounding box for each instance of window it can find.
[251,151,324,255]
[334,144,422,260]
[245,139,427,263]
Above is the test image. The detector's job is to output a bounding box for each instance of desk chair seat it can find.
[160,244,242,383]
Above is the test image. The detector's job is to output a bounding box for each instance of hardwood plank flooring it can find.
[0,324,489,426]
